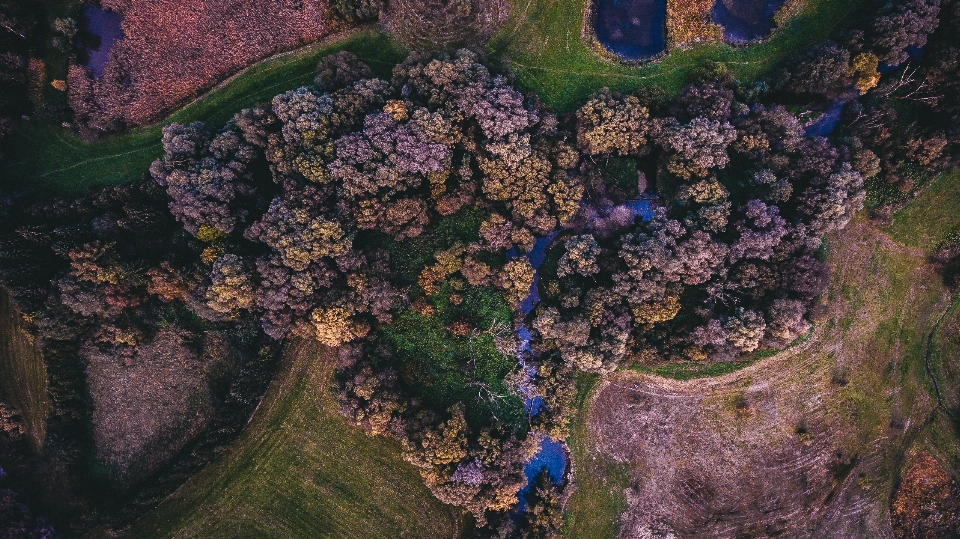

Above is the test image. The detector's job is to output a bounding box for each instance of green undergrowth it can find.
[889,170,960,252]
[128,339,460,539]
[562,373,629,539]
[378,284,526,432]
[486,0,871,109]
[0,30,406,195]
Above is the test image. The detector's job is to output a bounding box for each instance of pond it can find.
[593,0,667,60]
[517,438,569,509]
[81,5,124,78]
[710,0,786,43]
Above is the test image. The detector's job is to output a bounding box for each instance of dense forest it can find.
[0,0,959,536]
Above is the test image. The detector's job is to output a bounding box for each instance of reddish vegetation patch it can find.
[84,329,233,484]
[70,0,327,131]
[891,452,960,539]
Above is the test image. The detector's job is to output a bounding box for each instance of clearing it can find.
[564,201,957,536]
[127,339,462,539]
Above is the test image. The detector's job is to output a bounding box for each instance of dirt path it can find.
[922,294,958,420]
[579,219,948,538]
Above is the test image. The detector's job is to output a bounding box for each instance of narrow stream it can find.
[511,197,655,501]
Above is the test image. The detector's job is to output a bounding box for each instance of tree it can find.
[206,254,255,315]
[869,0,940,66]
[659,116,737,179]
[557,234,600,277]
[151,122,258,236]
[244,191,352,272]
[576,88,652,156]
[783,41,851,96]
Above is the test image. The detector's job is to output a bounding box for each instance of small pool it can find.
[711,0,786,43]
[81,5,124,78]
[593,0,667,60]
[518,437,568,509]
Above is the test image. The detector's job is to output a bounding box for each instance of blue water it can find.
[625,198,654,220]
[805,90,858,137]
[711,0,787,43]
[594,0,667,59]
[82,6,124,78]
[517,438,568,510]
[805,102,845,137]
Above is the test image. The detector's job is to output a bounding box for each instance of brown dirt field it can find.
[78,0,327,127]
[581,219,951,538]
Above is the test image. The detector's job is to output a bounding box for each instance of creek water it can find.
[710,0,786,43]
[593,0,667,59]
[81,5,124,78]
[804,90,859,137]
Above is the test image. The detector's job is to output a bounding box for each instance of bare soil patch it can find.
[69,0,327,131]
[582,219,950,538]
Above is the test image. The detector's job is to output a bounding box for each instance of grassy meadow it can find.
[128,339,462,539]
[889,170,960,251]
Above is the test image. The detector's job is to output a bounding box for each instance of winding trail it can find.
[923,293,957,420]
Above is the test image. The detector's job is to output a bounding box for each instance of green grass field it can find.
[128,339,461,539]
[890,171,960,251]
[0,30,406,195]
[561,374,629,539]
[486,0,871,109]
[0,288,50,448]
